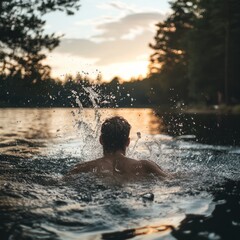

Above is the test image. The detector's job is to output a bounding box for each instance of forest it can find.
[0,0,240,108]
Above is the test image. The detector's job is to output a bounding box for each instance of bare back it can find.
[68,154,169,181]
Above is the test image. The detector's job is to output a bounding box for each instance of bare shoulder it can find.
[123,157,159,170]
[124,157,141,164]
[123,157,143,168]
[140,159,170,179]
[140,159,163,169]
[68,158,102,175]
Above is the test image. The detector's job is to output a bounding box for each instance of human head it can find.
[100,116,131,153]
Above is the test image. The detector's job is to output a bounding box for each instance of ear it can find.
[126,137,130,147]
[99,135,103,145]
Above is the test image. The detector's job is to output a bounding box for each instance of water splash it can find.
[1,107,240,240]
[128,131,141,156]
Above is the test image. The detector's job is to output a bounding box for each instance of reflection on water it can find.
[102,224,174,239]
[171,180,240,240]
[0,108,240,240]
[0,108,164,157]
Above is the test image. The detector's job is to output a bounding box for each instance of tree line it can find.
[148,0,240,105]
[0,73,152,107]
[0,0,239,107]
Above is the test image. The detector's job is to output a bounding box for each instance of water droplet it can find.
[141,193,154,201]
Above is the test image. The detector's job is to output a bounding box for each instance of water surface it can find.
[0,108,239,240]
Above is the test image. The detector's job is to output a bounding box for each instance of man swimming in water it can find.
[67,116,170,180]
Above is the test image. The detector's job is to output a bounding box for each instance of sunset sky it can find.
[44,0,170,81]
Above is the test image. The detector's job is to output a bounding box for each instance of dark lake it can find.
[159,112,240,146]
[0,108,239,240]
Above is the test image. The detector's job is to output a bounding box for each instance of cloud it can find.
[54,12,165,65]
[121,27,144,40]
[56,31,153,65]
[92,12,164,40]
[97,1,136,13]
[107,1,135,12]
[74,15,116,27]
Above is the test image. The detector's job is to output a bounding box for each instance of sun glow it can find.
[45,53,149,82]
[100,60,149,82]
[44,53,100,81]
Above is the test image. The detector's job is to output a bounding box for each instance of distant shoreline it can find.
[1,103,240,114]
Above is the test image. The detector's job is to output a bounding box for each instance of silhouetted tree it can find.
[0,0,81,82]
[149,0,198,103]
[188,0,240,103]
[149,0,240,104]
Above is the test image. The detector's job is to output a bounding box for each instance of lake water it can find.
[0,108,240,240]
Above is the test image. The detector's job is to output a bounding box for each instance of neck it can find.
[103,149,126,157]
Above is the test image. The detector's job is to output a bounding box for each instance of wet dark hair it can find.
[101,116,131,153]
